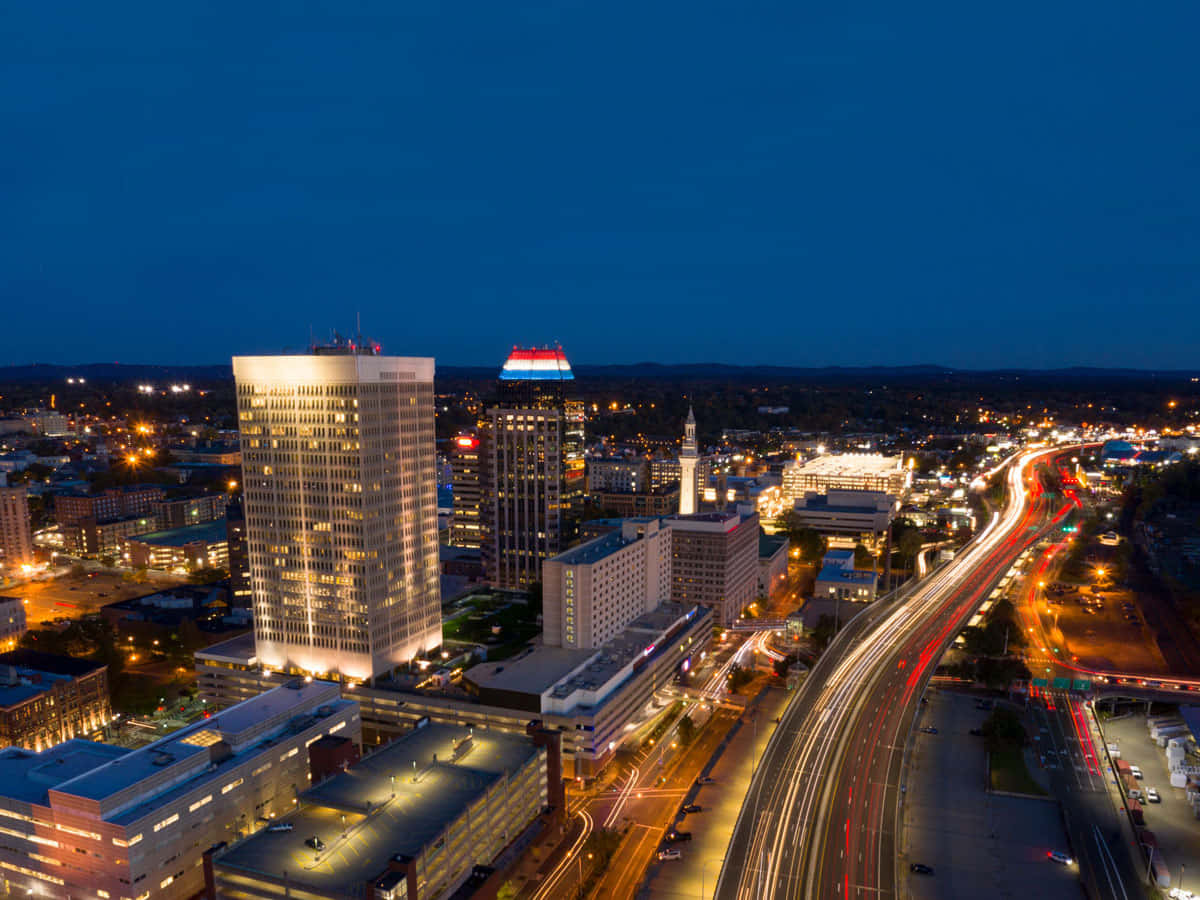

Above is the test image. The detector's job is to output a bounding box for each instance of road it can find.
[715,447,1072,900]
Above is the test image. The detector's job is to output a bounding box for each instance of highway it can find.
[715,447,1069,900]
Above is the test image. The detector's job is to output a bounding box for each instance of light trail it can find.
[716,446,1064,900]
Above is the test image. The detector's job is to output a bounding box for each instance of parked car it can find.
[1146,787,1161,803]
[305,837,326,851]
[1047,851,1073,865]
[920,727,938,735]
[1131,765,1144,779]
[696,776,715,785]
[682,804,702,814]
[657,848,682,861]
[910,863,934,875]
[266,823,294,833]
[664,830,692,843]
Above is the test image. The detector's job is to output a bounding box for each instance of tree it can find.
[773,513,827,564]
[678,714,696,746]
[188,567,227,585]
[853,543,873,569]
[811,614,838,653]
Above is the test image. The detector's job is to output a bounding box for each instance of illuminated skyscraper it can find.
[0,486,33,574]
[449,433,483,548]
[233,341,440,682]
[483,347,585,589]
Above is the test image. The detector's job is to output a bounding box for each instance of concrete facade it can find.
[234,351,441,683]
[664,511,759,625]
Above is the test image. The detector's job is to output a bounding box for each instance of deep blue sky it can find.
[2,2,1198,369]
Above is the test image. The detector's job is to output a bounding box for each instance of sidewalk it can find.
[638,685,792,900]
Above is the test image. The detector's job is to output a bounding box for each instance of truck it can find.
[1127,798,1144,826]
[1150,719,1185,739]
[1116,759,1133,777]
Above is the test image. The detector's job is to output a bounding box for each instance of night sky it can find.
[2,2,1198,369]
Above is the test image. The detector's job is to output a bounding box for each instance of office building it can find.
[649,453,711,505]
[207,720,556,900]
[587,456,649,494]
[791,489,895,541]
[543,518,672,649]
[0,486,33,573]
[234,344,441,683]
[225,497,251,608]
[449,433,484,548]
[0,597,26,649]
[782,453,909,500]
[0,680,357,900]
[0,649,110,751]
[483,346,585,589]
[679,407,698,515]
[665,510,759,625]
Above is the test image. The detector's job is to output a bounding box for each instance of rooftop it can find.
[214,723,541,892]
[815,566,877,585]
[39,681,347,822]
[551,529,634,566]
[785,454,904,477]
[0,650,106,709]
[127,518,228,547]
[498,346,574,382]
[0,741,129,804]
[759,534,789,558]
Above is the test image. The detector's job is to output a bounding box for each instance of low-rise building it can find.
[792,489,895,541]
[813,549,877,602]
[207,719,557,900]
[783,453,908,500]
[0,679,357,899]
[0,597,27,649]
[758,533,790,600]
[0,650,110,751]
[123,519,229,571]
[196,602,712,779]
[588,487,681,518]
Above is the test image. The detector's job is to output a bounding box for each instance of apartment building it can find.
[0,650,110,751]
[0,486,33,572]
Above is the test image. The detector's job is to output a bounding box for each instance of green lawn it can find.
[989,748,1048,796]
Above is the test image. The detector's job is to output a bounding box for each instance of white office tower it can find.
[233,342,441,683]
[678,406,698,515]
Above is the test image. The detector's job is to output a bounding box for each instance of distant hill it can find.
[0,361,1194,384]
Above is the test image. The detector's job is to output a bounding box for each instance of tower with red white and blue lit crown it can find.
[483,345,585,589]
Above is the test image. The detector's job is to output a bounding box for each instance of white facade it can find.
[782,453,909,500]
[678,407,698,515]
[234,352,441,682]
[543,518,672,649]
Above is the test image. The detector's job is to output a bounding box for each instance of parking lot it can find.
[1098,710,1200,890]
[1044,582,1171,675]
[4,569,187,625]
[901,690,1079,900]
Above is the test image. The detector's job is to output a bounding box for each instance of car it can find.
[696,776,715,785]
[305,837,326,851]
[1146,787,1161,803]
[664,830,692,843]
[681,804,702,814]
[657,848,682,861]
[1047,851,1073,866]
[1131,765,1144,779]
[910,863,934,875]
[920,727,938,735]
[266,823,294,832]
